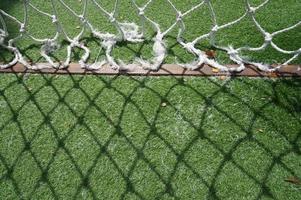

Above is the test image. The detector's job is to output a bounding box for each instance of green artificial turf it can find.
[0,1,301,199]
[0,0,300,64]
[0,74,300,199]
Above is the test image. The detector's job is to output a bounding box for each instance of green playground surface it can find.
[0,0,300,64]
[0,74,301,199]
[0,1,301,199]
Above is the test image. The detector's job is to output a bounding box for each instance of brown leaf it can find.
[212,68,219,73]
[285,176,301,185]
[205,50,216,58]
[268,72,278,78]
[219,75,227,80]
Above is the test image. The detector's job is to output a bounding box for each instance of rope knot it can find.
[176,11,183,22]
[138,8,145,16]
[109,14,116,23]
[51,15,58,23]
[19,23,26,33]
[248,6,256,14]
[42,39,59,54]
[182,42,196,54]
[265,33,272,42]
[79,15,86,24]
[228,47,238,55]
[211,25,218,32]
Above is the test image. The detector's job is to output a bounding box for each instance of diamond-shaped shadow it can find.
[0,71,300,199]
[0,0,301,199]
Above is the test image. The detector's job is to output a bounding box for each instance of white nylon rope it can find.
[0,0,300,72]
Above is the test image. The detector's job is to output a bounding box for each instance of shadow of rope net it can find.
[0,73,300,199]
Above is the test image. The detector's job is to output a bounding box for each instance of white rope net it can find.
[0,0,300,72]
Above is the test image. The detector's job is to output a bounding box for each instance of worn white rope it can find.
[0,0,300,72]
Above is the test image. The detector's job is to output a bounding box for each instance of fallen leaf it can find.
[219,75,226,80]
[205,50,216,58]
[285,176,301,185]
[268,72,278,78]
[212,68,219,73]
[257,129,264,133]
